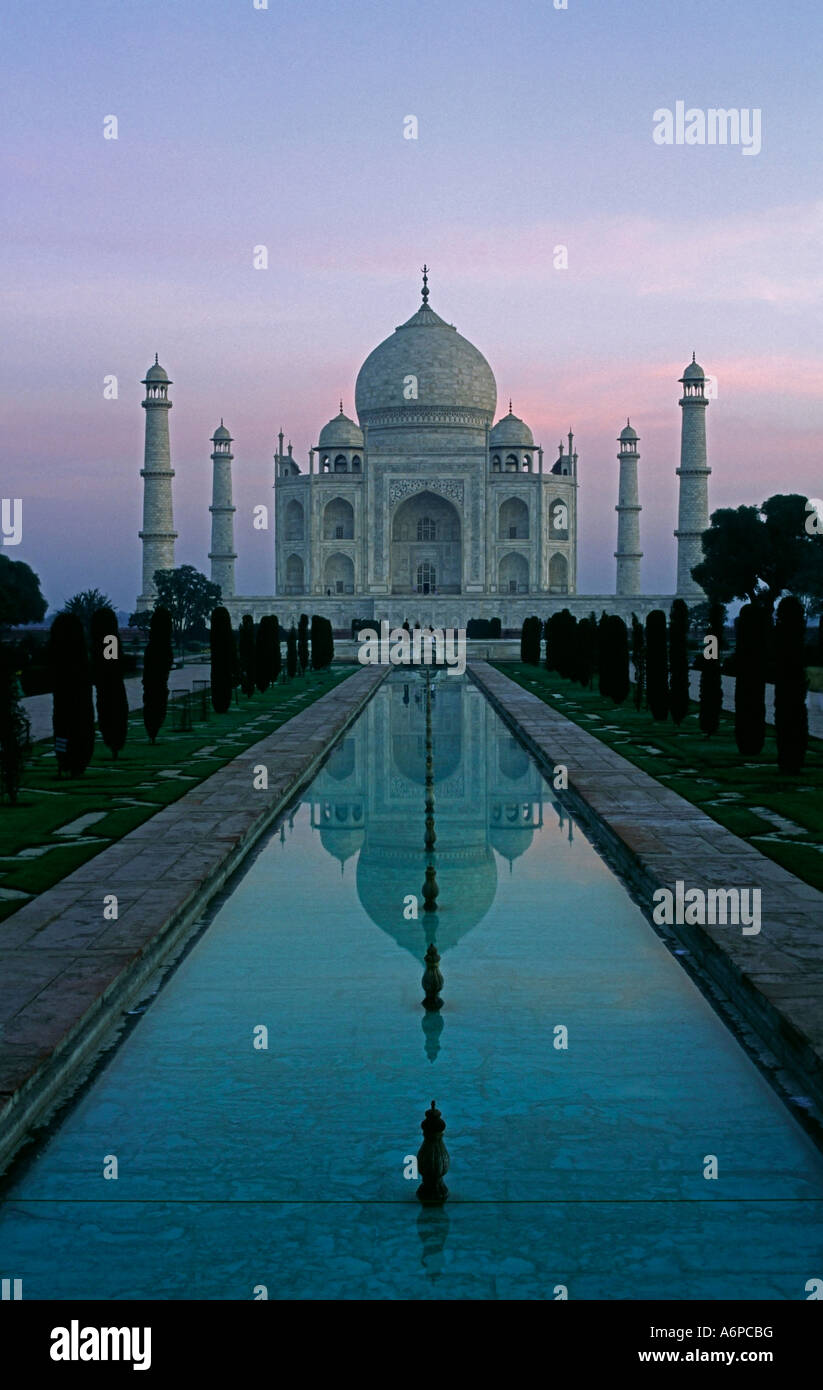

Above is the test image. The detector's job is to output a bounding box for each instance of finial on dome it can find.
[339,398,343,414]
[692,351,696,363]
[421,263,429,305]
[154,353,159,365]
[627,417,631,427]
[508,399,513,415]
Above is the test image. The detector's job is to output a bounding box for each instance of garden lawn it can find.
[496,663,823,892]
[0,667,356,922]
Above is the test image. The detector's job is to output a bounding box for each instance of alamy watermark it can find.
[653,103,762,157]
[652,881,761,935]
[357,621,466,676]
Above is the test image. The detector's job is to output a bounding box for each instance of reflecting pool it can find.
[1,672,821,1299]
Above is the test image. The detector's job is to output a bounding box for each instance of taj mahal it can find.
[136,269,712,628]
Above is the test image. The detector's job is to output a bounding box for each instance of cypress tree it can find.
[544,613,559,672]
[48,612,96,774]
[210,605,235,715]
[597,612,610,696]
[298,614,310,674]
[255,617,270,693]
[0,642,32,803]
[669,598,691,726]
[631,614,645,711]
[608,615,630,705]
[286,624,298,679]
[90,606,128,758]
[559,611,577,679]
[311,615,333,670]
[142,605,174,744]
[575,617,595,687]
[520,616,541,665]
[239,614,256,697]
[271,615,282,683]
[774,595,808,773]
[645,609,669,721]
[734,603,768,756]
[698,602,724,738]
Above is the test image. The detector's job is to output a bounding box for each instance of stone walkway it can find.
[0,664,385,1173]
[470,662,823,1118]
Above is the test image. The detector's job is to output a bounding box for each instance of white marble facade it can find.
[274,279,578,613]
[138,275,711,624]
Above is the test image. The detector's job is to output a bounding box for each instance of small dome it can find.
[490,408,534,448]
[144,355,169,383]
[619,419,638,442]
[682,355,705,380]
[318,408,364,449]
[212,422,231,441]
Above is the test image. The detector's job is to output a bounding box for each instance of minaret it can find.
[615,420,642,595]
[138,356,177,608]
[208,421,237,599]
[675,354,711,597]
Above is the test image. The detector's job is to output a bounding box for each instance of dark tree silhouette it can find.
[238,614,256,697]
[645,610,669,721]
[142,605,174,744]
[210,606,236,715]
[631,614,645,711]
[774,595,808,774]
[47,612,95,774]
[668,599,691,726]
[0,642,32,803]
[734,603,768,757]
[698,602,725,738]
[90,606,128,758]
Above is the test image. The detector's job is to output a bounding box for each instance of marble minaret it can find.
[614,420,642,596]
[208,421,237,598]
[675,355,711,598]
[138,356,177,608]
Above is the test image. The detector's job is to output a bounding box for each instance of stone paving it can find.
[0,664,386,1172]
[471,662,823,1116]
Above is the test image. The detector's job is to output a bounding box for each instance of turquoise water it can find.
[1,672,822,1299]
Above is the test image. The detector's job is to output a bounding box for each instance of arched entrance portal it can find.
[390,491,462,595]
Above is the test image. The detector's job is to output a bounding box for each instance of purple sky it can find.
[4,0,822,613]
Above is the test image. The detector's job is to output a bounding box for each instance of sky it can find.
[3,0,822,613]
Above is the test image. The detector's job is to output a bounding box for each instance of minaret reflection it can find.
[306,672,550,960]
[416,1205,450,1282]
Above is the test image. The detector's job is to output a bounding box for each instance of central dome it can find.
[355,298,497,427]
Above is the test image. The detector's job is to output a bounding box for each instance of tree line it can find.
[0,600,334,803]
[519,593,809,774]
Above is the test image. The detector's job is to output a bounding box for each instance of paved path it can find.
[687,670,823,738]
[0,664,385,1172]
[471,661,823,1121]
[22,663,210,743]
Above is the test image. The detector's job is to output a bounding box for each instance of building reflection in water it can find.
[305,671,562,961]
